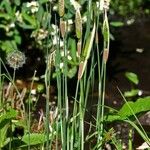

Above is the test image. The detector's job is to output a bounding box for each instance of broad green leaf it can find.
[0,124,9,148]
[17,23,36,29]
[22,12,37,28]
[14,35,21,44]
[1,40,17,53]
[3,0,12,15]
[119,96,150,117]
[0,13,10,20]
[0,109,17,122]
[20,133,52,147]
[125,72,139,85]
[105,96,150,122]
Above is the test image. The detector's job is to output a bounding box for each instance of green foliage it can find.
[0,108,17,148]
[21,133,49,147]
[125,72,139,85]
[105,96,150,122]
[110,21,124,27]
[124,89,140,97]
[0,1,149,150]
[110,0,147,17]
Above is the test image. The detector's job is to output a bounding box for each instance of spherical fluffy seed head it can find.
[6,51,26,69]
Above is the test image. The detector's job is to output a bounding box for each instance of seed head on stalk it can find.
[75,9,82,39]
[58,0,64,17]
[6,51,26,70]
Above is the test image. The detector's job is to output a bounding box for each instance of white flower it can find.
[37,29,48,40]
[82,15,87,23]
[31,29,48,40]
[60,51,64,57]
[9,23,15,28]
[26,1,39,13]
[51,24,59,35]
[53,5,58,11]
[70,0,81,10]
[67,19,73,25]
[60,62,64,69]
[60,50,72,60]
[96,0,110,11]
[52,36,64,47]
[126,18,135,25]
[67,55,72,60]
[15,11,23,22]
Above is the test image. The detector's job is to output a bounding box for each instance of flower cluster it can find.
[70,0,81,10]
[96,0,110,11]
[26,1,39,13]
[31,29,48,41]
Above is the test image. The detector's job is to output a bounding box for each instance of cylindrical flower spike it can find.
[103,48,109,63]
[58,0,64,17]
[77,40,82,56]
[60,19,66,38]
[75,9,82,39]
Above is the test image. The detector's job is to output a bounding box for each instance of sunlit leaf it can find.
[105,96,150,122]
[125,72,139,85]
[124,89,139,97]
[110,21,124,27]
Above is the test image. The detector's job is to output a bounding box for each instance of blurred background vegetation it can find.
[0,0,149,57]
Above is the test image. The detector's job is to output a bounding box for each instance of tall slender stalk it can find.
[0,60,2,107]
[95,2,110,147]
[27,70,37,150]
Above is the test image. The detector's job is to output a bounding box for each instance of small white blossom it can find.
[26,1,39,13]
[126,18,135,25]
[15,11,23,22]
[60,62,64,69]
[70,0,81,10]
[67,19,73,25]
[53,5,58,11]
[31,89,36,95]
[66,20,73,32]
[6,22,15,32]
[52,36,64,47]
[67,55,72,60]
[31,29,48,40]
[96,0,110,11]
[51,24,59,35]
[37,29,48,40]
[60,51,65,57]
[9,23,15,28]
[82,15,87,23]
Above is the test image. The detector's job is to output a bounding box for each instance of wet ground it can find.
[105,18,150,148]
[105,18,150,107]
